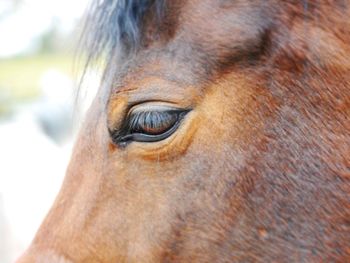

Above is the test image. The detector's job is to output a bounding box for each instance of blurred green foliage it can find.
[0,53,77,116]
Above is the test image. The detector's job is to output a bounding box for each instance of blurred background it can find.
[0,0,99,261]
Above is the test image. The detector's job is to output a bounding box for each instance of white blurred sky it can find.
[0,0,89,57]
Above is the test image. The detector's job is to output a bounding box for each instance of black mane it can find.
[82,0,165,65]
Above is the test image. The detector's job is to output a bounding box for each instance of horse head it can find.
[17,1,350,262]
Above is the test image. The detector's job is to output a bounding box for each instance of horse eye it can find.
[110,107,190,145]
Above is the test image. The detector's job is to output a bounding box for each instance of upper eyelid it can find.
[129,103,181,114]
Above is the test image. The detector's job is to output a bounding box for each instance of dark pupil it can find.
[129,111,178,135]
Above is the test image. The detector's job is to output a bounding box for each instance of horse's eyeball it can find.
[110,105,190,146]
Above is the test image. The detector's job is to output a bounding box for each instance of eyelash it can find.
[128,111,178,134]
[110,109,189,146]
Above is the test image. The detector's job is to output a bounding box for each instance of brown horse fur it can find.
[17,1,350,262]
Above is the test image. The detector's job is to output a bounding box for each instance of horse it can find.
[16,0,350,262]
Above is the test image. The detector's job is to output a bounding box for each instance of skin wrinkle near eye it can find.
[107,75,204,119]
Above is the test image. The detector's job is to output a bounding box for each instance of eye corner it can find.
[108,127,131,147]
